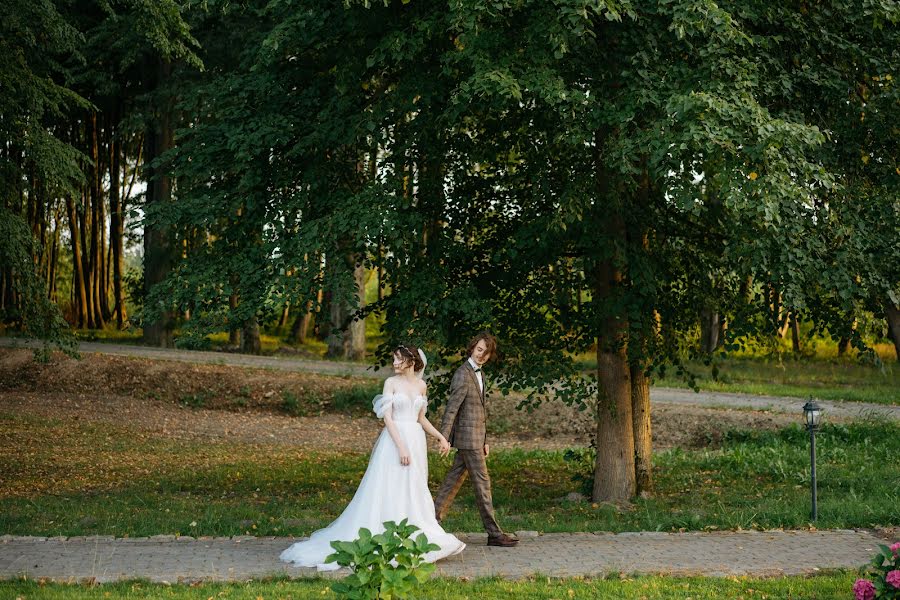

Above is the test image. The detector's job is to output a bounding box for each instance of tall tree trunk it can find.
[790,313,801,354]
[45,208,55,295]
[89,112,106,329]
[109,117,128,328]
[349,261,366,360]
[325,252,366,360]
[630,364,652,496]
[717,316,727,350]
[592,212,635,503]
[79,186,95,329]
[837,336,850,356]
[47,211,60,301]
[376,238,384,302]
[97,115,111,322]
[241,317,261,354]
[66,196,88,328]
[700,307,720,353]
[278,303,291,330]
[142,58,175,347]
[288,300,313,344]
[628,162,654,498]
[49,222,60,303]
[228,293,241,347]
[886,304,900,362]
[837,317,857,357]
[768,285,788,337]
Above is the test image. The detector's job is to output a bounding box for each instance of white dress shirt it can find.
[467,357,484,393]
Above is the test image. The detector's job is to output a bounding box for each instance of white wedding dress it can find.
[280,391,466,571]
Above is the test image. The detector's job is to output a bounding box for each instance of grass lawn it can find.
[1,412,896,538]
[651,356,900,405]
[0,572,858,599]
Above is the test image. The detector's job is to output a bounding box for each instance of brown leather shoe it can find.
[487,533,519,547]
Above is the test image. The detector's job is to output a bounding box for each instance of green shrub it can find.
[563,446,595,498]
[326,519,440,600]
[331,384,382,412]
[179,392,208,408]
[281,391,301,415]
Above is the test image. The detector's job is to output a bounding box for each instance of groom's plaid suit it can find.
[434,361,503,537]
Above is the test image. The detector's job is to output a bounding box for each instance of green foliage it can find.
[563,445,596,498]
[280,390,301,415]
[178,391,209,408]
[129,0,899,415]
[0,207,77,360]
[331,383,384,413]
[325,520,440,600]
[854,542,900,600]
[173,329,214,350]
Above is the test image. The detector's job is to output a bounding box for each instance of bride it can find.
[280,345,466,570]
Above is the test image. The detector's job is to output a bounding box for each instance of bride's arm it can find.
[380,379,411,466]
[417,406,444,439]
[383,411,411,466]
[418,402,451,456]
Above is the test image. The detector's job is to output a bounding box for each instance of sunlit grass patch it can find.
[0,572,858,599]
[1,414,896,537]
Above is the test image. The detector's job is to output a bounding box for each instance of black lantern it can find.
[803,400,822,521]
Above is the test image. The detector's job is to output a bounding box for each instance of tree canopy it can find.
[2,0,897,498]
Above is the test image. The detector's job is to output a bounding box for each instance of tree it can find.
[0,0,85,350]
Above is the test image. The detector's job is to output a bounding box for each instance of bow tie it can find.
[473,367,481,373]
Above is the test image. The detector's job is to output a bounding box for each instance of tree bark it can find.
[790,313,801,354]
[349,261,366,360]
[700,307,720,353]
[89,112,106,329]
[78,185,95,329]
[837,317,857,357]
[241,317,261,354]
[592,212,635,503]
[142,59,175,347]
[109,116,128,328]
[228,292,241,347]
[886,304,900,362]
[288,300,313,344]
[66,195,88,328]
[630,364,652,496]
[46,209,59,299]
[325,253,366,360]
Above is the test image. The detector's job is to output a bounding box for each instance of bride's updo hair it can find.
[394,345,424,372]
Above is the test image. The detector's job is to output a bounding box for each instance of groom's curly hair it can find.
[394,345,424,372]
[467,331,498,362]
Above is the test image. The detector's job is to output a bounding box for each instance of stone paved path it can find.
[3,337,897,421]
[0,530,884,582]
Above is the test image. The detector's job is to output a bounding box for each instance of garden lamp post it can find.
[803,400,822,521]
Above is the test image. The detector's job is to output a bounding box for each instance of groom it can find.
[434,332,518,547]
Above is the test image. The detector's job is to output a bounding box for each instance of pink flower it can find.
[853,578,876,600]
[887,569,900,589]
[891,541,900,555]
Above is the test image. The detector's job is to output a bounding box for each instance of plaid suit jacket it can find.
[440,361,486,450]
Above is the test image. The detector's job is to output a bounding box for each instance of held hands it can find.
[399,446,411,466]
[438,436,451,457]
[483,443,490,457]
